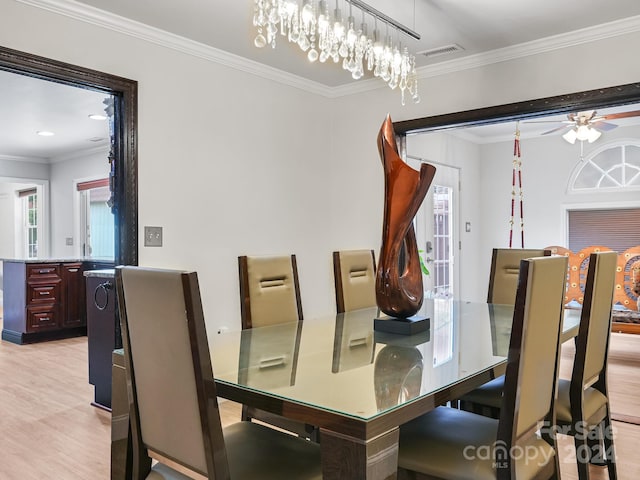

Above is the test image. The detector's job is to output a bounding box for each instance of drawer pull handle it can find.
[41,317,49,322]
[39,291,50,295]
[68,268,79,273]
[94,281,113,311]
[38,268,55,274]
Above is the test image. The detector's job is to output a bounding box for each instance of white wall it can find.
[0,157,49,180]
[49,148,110,257]
[0,0,334,330]
[0,182,23,259]
[327,31,640,305]
[0,181,37,298]
[2,0,639,333]
[478,124,640,278]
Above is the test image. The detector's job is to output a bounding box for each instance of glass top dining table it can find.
[210,299,580,480]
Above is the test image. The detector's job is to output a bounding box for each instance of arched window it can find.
[568,140,640,192]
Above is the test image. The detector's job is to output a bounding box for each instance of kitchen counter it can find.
[2,257,115,264]
[1,259,114,344]
[84,269,115,278]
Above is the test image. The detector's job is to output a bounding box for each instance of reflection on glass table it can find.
[332,308,376,373]
[238,320,303,390]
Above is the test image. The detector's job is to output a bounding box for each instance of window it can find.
[432,185,453,296]
[19,188,38,258]
[567,140,640,253]
[77,179,114,258]
[570,141,640,191]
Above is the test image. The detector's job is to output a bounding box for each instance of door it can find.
[406,160,460,299]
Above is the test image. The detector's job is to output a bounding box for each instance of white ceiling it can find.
[3,0,640,159]
[0,69,110,161]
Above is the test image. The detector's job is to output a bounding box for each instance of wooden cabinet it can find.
[1,260,100,344]
[62,263,85,328]
[25,263,63,333]
[86,270,117,409]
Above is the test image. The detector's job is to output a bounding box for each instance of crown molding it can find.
[17,0,640,100]
[0,153,49,164]
[16,0,334,97]
[49,144,110,163]
[333,15,640,98]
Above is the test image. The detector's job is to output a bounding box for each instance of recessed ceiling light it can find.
[88,114,107,120]
[36,130,55,136]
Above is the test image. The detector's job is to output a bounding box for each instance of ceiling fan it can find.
[527,109,640,144]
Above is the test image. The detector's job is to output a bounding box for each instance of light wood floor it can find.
[0,323,639,479]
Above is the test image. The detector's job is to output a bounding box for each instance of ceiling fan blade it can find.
[541,125,571,135]
[601,109,640,120]
[591,121,618,132]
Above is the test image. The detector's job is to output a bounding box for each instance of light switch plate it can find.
[144,226,163,247]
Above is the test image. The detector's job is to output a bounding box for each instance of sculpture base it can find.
[374,315,430,336]
[374,329,430,347]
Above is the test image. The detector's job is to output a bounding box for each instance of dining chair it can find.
[115,266,322,480]
[555,251,618,479]
[487,248,551,304]
[397,255,568,480]
[332,249,377,313]
[238,254,303,329]
[452,247,552,415]
[237,254,318,440]
[458,252,618,479]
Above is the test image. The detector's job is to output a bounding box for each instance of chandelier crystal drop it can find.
[253,0,420,105]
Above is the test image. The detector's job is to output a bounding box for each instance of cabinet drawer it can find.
[27,264,61,281]
[27,305,59,332]
[27,283,61,305]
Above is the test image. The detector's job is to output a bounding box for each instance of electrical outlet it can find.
[65,237,74,246]
[144,226,163,247]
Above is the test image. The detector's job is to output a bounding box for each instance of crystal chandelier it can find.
[253,0,421,105]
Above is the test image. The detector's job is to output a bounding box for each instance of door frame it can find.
[406,158,460,299]
[0,45,138,266]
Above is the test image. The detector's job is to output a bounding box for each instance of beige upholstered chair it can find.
[397,255,568,480]
[237,254,317,440]
[458,252,618,479]
[333,249,377,313]
[555,251,618,479]
[115,266,321,480]
[238,254,303,329]
[487,248,551,304]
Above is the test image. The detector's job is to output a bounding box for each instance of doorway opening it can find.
[406,159,460,299]
[0,45,138,266]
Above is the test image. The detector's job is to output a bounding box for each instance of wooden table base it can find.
[320,427,399,480]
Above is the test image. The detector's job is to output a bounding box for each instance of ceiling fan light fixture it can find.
[576,125,591,141]
[587,127,602,143]
[562,128,578,144]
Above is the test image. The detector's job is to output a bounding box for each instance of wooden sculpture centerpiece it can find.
[374,115,436,335]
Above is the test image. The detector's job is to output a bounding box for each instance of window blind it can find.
[77,178,109,191]
[17,188,37,198]
[568,208,640,253]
